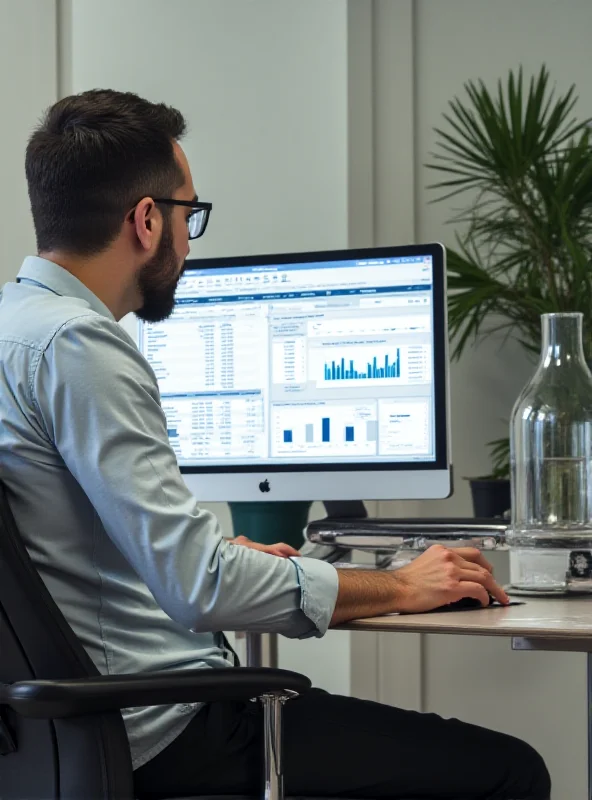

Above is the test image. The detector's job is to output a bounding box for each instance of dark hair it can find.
[25,89,187,255]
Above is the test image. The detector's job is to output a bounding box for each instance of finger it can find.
[450,581,490,607]
[264,546,288,558]
[451,557,488,574]
[457,567,490,586]
[457,568,509,605]
[452,559,497,584]
[244,542,267,553]
[483,575,509,605]
[273,543,300,557]
[453,547,494,573]
[261,544,295,558]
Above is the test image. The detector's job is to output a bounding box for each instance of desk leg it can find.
[269,631,279,668]
[246,632,263,667]
[246,632,279,668]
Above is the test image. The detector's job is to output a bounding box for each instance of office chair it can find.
[0,479,307,800]
[0,481,429,800]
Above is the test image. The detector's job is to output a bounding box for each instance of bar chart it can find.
[272,402,378,457]
[323,350,401,381]
[310,344,431,387]
[281,417,377,445]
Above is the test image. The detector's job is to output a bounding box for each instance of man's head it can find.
[25,89,204,321]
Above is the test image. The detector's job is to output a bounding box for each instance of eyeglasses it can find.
[152,198,212,240]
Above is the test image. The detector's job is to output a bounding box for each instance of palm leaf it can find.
[426,65,592,473]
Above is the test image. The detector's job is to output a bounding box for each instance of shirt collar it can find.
[16,256,115,321]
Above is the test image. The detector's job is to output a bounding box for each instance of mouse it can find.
[430,594,496,613]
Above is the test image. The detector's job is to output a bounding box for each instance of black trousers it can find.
[134,690,551,800]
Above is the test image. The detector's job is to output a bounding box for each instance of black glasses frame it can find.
[152,198,213,239]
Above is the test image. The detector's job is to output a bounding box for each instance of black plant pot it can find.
[469,478,511,519]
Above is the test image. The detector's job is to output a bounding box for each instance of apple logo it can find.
[258,479,271,493]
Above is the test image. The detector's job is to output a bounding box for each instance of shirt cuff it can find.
[290,556,339,638]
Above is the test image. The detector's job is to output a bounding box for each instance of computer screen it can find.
[137,244,450,501]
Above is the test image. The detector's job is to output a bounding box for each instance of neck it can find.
[540,313,586,367]
[39,250,139,321]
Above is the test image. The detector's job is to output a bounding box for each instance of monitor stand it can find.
[323,500,368,520]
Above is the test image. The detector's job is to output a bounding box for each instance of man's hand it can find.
[394,545,509,613]
[330,544,509,626]
[231,535,300,559]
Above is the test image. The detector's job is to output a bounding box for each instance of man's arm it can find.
[233,535,510,626]
[330,545,509,626]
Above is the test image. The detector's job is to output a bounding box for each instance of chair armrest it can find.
[0,667,311,719]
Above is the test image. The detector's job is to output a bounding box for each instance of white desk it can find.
[342,596,592,644]
[341,597,592,798]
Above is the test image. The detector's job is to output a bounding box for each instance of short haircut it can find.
[25,89,187,255]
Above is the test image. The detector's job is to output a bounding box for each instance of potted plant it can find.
[426,65,592,517]
[467,436,511,519]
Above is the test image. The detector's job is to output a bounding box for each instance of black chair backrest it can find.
[0,480,134,799]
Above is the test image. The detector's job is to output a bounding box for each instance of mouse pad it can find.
[427,599,526,614]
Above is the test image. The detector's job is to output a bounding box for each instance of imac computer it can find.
[137,244,451,503]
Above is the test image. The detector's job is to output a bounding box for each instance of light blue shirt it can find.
[0,256,339,769]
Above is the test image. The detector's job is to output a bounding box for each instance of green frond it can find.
[426,65,592,473]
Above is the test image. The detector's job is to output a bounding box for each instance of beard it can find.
[135,219,183,323]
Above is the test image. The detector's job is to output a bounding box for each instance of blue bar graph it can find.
[283,429,293,443]
[323,350,401,381]
[322,417,330,442]
[345,426,354,442]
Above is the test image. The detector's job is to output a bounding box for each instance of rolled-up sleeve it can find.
[291,557,339,637]
[31,313,338,638]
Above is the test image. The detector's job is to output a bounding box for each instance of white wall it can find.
[372,2,592,796]
[62,0,348,260]
[0,0,57,282]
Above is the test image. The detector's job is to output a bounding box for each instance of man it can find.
[0,89,550,799]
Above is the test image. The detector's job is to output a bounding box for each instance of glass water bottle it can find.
[509,312,592,593]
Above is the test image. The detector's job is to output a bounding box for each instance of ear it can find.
[130,197,162,252]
